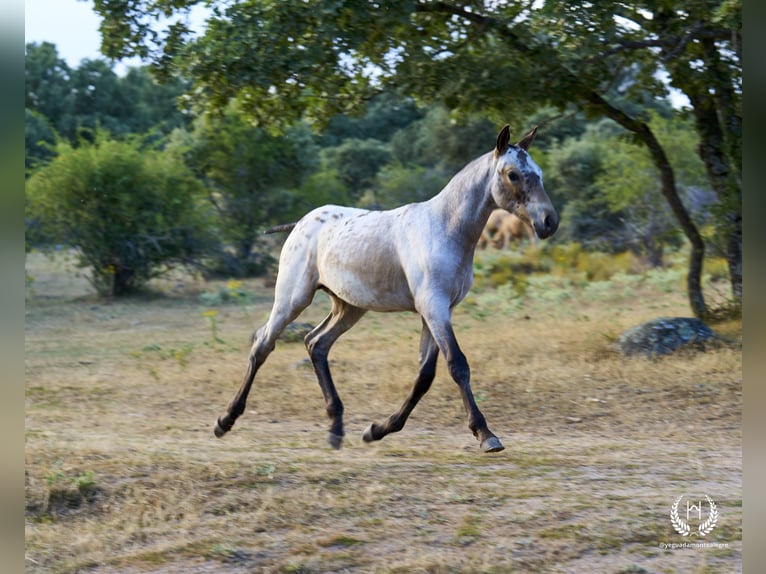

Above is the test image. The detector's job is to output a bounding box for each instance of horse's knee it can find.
[250,328,277,361]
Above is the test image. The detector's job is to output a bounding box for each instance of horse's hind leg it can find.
[304,296,366,449]
[363,319,439,443]
[214,280,315,438]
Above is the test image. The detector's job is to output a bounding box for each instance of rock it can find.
[617,317,717,357]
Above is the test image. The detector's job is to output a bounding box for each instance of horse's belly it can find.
[319,257,415,312]
[316,218,415,312]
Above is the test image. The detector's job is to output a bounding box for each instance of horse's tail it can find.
[263,222,297,235]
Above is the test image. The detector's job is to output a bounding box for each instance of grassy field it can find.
[25,248,742,573]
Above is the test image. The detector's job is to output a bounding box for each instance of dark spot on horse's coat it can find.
[315,216,326,223]
[510,147,529,169]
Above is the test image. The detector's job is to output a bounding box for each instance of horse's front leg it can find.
[424,310,504,453]
[214,323,278,437]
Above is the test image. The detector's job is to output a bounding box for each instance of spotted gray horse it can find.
[214,125,559,453]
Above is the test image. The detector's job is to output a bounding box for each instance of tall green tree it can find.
[390,106,496,173]
[172,104,318,275]
[322,138,391,206]
[320,91,423,147]
[25,42,190,144]
[25,42,74,138]
[544,121,627,252]
[25,109,57,173]
[68,59,133,138]
[596,111,713,266]
[93,0,741,318]
[122,67,192,135]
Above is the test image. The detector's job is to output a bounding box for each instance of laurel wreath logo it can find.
[670,495,719,537]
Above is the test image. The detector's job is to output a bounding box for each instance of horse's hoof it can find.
[328,432,344,450]
[481,436,504,453]
[214,418,229,438]
[362,424,377,443]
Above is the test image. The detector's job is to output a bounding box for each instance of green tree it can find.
[25,42,74,138]
[292,170,351,215]
[322,138,391,206]
[596,138,679,266]
[596,111,712,266]
[118,66,191,135]
[93,0,741,318]
[26,42,190,145]
[320,91,423,147]
[545,123,622,251]
[371,163,446,210]
[173,104,318,275]
[68,59,133,138]
[390,106,496,173]
[26,133,210,296]
[25,109,57,173]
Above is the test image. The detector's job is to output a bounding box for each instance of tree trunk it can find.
[685,95,742,302]
[678,37,742,304]
[660,26,742,306]
[113,267,135,297]
[586,93,709,319]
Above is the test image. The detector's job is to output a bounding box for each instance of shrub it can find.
[543,243,641,281]
[26,133,211,296]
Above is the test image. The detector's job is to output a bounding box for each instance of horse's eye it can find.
[508,171,520,183]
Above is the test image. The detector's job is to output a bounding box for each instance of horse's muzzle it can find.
[534,210,559,239]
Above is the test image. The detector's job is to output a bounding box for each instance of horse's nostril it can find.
[541,213,559,237]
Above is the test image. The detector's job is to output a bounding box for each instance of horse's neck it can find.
[429,153,496,246]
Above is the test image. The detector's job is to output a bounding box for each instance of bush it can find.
[543,243,642,281]
[26,133,211,296]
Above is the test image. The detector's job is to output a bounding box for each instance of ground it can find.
[25,250,742,573]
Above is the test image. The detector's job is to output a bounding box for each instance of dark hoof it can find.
[214,417,230,438]
[328,432,344,450]
[481,436,504,453]
[362,424,377,443]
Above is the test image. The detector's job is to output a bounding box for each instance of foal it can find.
[214,125,558,452]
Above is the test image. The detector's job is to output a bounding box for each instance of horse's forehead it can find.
[501,146,542,176]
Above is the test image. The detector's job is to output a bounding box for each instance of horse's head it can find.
[491,125,559,239]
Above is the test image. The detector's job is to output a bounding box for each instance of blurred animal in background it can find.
[478,209,538,250]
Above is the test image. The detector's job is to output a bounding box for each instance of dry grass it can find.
[25,250,741,573]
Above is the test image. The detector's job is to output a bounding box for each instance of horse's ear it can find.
[495,125,511,157]
[516,126,538,151]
